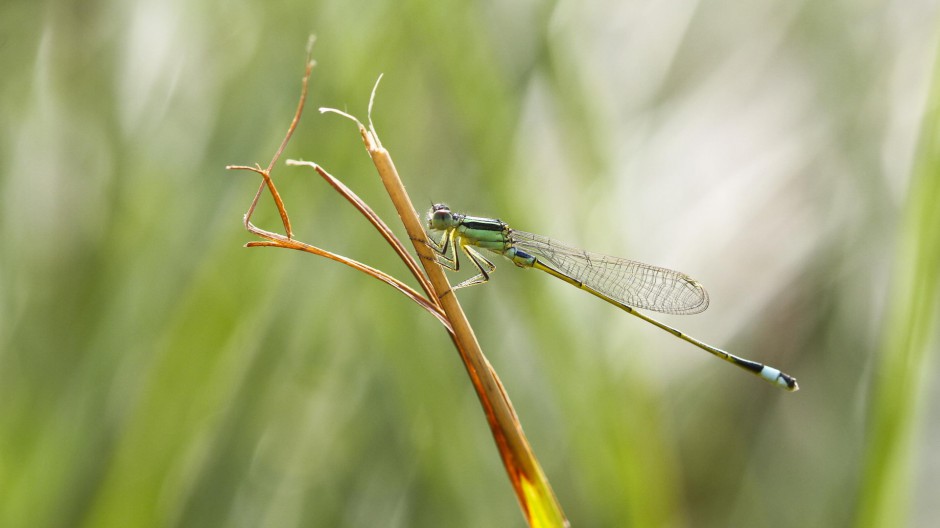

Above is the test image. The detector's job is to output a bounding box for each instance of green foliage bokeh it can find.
[2,1,938,527]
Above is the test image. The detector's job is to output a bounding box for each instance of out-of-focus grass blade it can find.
[856,42,940,528]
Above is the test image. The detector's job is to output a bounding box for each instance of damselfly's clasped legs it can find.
[426,203,798,391]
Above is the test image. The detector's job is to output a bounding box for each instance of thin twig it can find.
[227,38,449,331]
[225,164,291,237]
[244,221,451,332]
[286,159,438,304]
[226,36,317,239]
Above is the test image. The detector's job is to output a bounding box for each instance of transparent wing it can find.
[510,230,709,315]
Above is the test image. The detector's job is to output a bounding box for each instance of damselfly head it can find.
[427,203,455,230]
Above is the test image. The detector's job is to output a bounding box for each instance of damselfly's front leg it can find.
[452,245,497,290]
[428,229,496,289]
[427,229,460,271]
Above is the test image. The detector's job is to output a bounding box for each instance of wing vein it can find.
[510,230,709,315]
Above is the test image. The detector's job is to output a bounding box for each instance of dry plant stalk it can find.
[226,39,569,528]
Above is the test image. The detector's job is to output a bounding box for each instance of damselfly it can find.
[426,203,798,391]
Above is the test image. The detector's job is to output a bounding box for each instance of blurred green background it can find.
[3,0,939,526]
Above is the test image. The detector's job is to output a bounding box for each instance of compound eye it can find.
[429,208,453,229]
